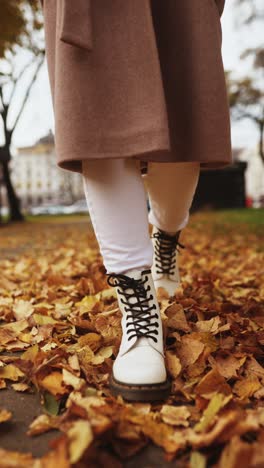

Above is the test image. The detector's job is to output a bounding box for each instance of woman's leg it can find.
[82,158,153,274]
[144,161,200,233]
[82,157,170,400]
[144,161,200,295]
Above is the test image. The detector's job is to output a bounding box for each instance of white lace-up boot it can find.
[151,226,185,297]
[107,268,171,401]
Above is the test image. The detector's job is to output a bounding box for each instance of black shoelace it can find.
[151,229,185,275]
[107,270,159,343]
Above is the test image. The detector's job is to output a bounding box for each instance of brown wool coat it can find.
[41,0,232,174]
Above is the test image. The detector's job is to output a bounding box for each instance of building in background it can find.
[238,146,264,207]
[10,132,84,211]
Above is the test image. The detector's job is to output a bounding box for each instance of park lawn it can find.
[26,207,264,223]
[190,208,264,226]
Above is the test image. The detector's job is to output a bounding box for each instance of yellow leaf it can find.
[190,451,207,468]
[33,314,57,325]
[0,364,25,381]
[67,420,93,464]
[21,344,39,360]
[95,288,116,301]
[75,295,99,315]
[2,319,29,334]
[194,393,232,433]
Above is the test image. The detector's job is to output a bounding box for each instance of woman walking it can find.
[41,0,232,402]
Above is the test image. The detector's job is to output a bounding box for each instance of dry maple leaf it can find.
[0,409,12,423]
[195,368,232,398]
[177,335,205,368]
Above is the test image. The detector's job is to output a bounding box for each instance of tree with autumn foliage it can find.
[235,0,264,24]
[0,0,44,222]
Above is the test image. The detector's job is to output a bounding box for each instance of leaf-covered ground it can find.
[0,211,263,467]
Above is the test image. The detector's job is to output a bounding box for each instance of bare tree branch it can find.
[10,53,44,135]
[8,54,39,109]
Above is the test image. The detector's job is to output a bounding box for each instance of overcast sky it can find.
[10,0,263,152]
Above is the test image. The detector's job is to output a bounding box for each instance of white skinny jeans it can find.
[82,159,200,274]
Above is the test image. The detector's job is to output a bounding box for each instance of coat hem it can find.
[56,127,232,174]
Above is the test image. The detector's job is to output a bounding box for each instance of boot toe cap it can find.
[113,346,167,385]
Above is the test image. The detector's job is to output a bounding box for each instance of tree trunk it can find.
[1,155,24,222]
[259,121,264,165]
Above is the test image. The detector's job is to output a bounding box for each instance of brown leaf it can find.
[177,335,205,367]
[164,303,191,332]
[217,435,253,468]
[40,436,70,467]
[233,376,261,400]
[188,411,240,448]
[78,333,102,352]
[214,354,245,380]
[195,368,232,397]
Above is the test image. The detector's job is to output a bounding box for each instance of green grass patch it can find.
[25,213,89,223]
[191,208,264,224]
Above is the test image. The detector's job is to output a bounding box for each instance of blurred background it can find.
[0,0,263,223]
